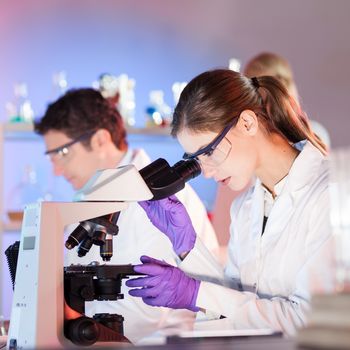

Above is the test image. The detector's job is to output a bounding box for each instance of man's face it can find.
[43,130,102,190]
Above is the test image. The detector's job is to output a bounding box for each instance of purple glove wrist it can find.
[139,195,196,256]
[126,255,200,312]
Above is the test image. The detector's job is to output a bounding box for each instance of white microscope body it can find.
[7,165,153,349]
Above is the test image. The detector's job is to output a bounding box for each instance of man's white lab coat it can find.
[65,148,219,343]
[180,141,335,336]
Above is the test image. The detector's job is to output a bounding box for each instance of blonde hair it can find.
[243,52,299,103]
[243,52,328,153]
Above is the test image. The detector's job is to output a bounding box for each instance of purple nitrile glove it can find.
[139,195,196,256]
[126,255,200,312]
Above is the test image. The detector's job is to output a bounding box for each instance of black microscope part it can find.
[65,224,89,250]
[91,227,107,246]
[5,241,20,290]
[65,315,129,346]
[64,264,140,345]
[77,236,94,257]
[65,212,120,259]
[100,238,113,261]
[139,158,201,200]
[64,158,200,259]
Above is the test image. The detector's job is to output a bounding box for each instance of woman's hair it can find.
[171,69,327,155]
[34,88,128,151]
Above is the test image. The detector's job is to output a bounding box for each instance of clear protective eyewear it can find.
[45,131,95,164]
[182,120,235,166]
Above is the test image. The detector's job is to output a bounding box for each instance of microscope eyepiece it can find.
[139,158,201,200]
[172,159,201,182]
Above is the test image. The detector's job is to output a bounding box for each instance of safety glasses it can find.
[45,130,96,164]
[182,120,235,166]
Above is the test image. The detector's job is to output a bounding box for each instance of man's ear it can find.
[236,110,259,136]
[90,129,112,149]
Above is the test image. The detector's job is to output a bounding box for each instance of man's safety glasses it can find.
[182,120,235,166]
[45,131,96,163]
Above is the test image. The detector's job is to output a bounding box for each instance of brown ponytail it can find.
[254,76,327,155]
[172,69,327,156]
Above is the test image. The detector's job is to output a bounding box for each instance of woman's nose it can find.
[201,163,216,179]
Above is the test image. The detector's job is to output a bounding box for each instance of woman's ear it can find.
[236,110,259,136]
[90,129,112,150]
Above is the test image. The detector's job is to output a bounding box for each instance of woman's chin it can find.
[227,178,249,192]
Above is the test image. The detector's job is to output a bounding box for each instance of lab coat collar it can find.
[118,148,134,167]
[262,176,287,217]
[118,148,152,170]
[284,141,325,195]
[250,141,326,239]
[255,141,325,202]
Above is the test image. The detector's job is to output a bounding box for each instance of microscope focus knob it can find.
[65,316,100,346]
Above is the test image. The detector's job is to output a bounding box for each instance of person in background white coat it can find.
[243,52,331,148]
[126,69,335,336]
[34,88,219,343]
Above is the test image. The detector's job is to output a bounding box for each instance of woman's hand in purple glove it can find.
[139,195,196,256]
[126,255,200,312]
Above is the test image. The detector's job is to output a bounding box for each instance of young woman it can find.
[126,69,334,335]
[212,52,331,253]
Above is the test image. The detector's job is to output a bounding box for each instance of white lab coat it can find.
[179,141,335,336]
[65,148,219,343]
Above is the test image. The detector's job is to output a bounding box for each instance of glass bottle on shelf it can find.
[97,73,136,126]
[145,90,172,128]
[6,165,46,222]
[171,81,187,107]
[118,74,136,126]
[5,82,34,124]
[228,57,241,72]
[51,71,68,102]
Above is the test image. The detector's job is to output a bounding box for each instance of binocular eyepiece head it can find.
[65,158,201,259]
[139,158,201,200]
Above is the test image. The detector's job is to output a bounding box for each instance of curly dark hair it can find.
[34,88,128,150]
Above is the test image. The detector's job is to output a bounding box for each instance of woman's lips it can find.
[220,177,231,185]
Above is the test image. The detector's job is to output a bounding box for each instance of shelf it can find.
[2,220,22,232]
[2,122,38,140]
[4,123,33,132]
[126,125,172,136]
[2,122,172,138]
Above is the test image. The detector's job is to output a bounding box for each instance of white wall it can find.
[0,0,349,147]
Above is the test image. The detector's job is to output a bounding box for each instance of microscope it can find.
[7,158,201,349]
